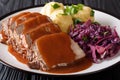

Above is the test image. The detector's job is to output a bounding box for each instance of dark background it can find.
[0,0,120,80]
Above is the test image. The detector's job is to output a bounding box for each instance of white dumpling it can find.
[73,6,94,22]
[40,2,64,16]
[50,10,73,33]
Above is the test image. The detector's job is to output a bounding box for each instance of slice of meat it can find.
[13,14,51,45]
[8,12,31,37]
[21,22,61,48]
[14,15,52,34]
[11,12,41,29]
[11,13,52,54]
[0,19,10,43]
[1,19,10,35]
[0,12,30,43]
[28,32,85,70]
[8,12,41,42]
[5,12,43,53]
[9,12,30,26]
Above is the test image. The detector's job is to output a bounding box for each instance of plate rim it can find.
[0,5,120,76]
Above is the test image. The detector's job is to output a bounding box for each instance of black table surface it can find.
[0,0,120,80]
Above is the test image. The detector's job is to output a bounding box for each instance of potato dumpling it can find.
[73,6,94,22]
[41,2,64,16]
[50,10,73,33]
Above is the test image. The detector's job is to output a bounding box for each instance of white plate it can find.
[0,7,120,76]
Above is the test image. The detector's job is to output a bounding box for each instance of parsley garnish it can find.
[63,4,84,15]
[51,3,60,9]
[82,36,88,42]
[74,18,81,24]
[90,10,95,17]
[77,4,84,10]
[93,21,100,25]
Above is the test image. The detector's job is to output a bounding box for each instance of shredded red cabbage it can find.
[69,20,120,62]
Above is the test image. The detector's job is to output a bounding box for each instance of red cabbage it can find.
[69,20,120,62]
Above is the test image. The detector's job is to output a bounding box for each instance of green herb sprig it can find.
[90,10,95,17]
[63,4,84,15]
[82,36,88,42]
[51,3,60,9]
[73,18,81,24]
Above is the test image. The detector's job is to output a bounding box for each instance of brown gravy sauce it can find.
[47,58,92,73]
[8,45,92,73]
[8,45,28,64]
